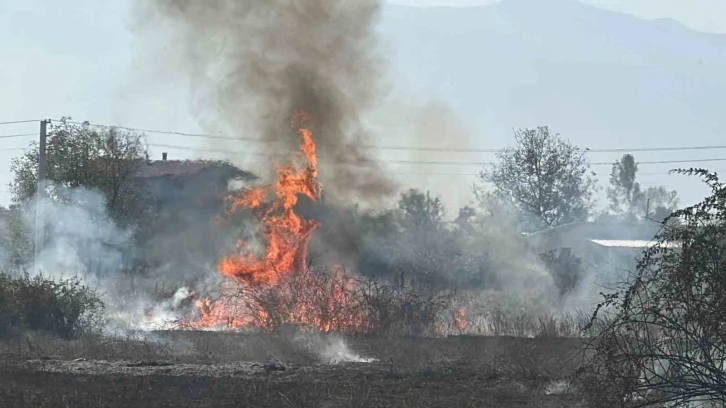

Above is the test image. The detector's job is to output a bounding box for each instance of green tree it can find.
[397,189,445,231]
[605,154,680,224]
[641,185,679,223]
[9,118,150,228]
[607,154,644,221]
[481,126,595,231]
[585,169,726,405]
[0,205,33,267]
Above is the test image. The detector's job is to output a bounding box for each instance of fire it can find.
[218,111,321,287]
[192,111,334,330]
[454,307,468,334]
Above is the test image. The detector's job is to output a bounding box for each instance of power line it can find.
[3,128,725,167]
[0,148,27,152]
[619,158,726,165]
[0,133,35,139]
[149,143,284,157]
[138,132,726,154]
[58,119,726,155]
[64,120,267,142]
[148,144,726,167]
[0,119,43,126]
[586,146,726,153]
[394,169,725,177]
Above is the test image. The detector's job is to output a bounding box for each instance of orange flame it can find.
[454,307,468,334]
[218,111,321,287]
[190,111,333,330]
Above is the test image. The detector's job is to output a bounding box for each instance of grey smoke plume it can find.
[13,186,198,333]
[132,0,396,203]
[30,187,133,284]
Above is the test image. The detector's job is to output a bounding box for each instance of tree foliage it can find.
[607,154,644,221]
[0,272,103,339]
[0,206,33,267]
[397,189,445,231]
[642,185,680,224]
[585,169,726,406]
[9,118,150,227]
[605,154,680,224]
[336,189,497,294]
[481,126,595,231]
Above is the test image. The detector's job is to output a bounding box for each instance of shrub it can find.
[189,267,451,337]
[0,271,103,339]
[441,290,591,337]
[357,279,451,336]
[539,248,584,297]
[585,170,726,406]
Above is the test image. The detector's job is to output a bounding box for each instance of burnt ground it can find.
[0,332,590,407]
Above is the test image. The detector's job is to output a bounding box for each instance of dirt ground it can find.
[0,331,589,407]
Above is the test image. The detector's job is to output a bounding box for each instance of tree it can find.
[607,154,644,221]
[605,154,680,224]
[481,126,595,231]
[0,205,33,267]
[9,117,150,228]
[349,190,469,293]
[397,189,445,231]
[584,169,726,406]
[390,190,454,292]
[641,186,679,223]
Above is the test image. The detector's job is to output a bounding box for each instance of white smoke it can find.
[294,333,377,364]
[12,185,197,334]
[28,187,132,285]
[0,211,10,268]
[104,287,196,334]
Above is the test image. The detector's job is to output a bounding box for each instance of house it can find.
[133,153,257,215]
[128,153,258,280]
[521,221,673,274]
[522,222,663,253]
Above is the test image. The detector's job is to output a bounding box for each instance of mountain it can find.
[374,0,726,204]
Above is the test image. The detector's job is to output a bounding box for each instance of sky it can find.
[390,0,726,33]
[1,0,725,211]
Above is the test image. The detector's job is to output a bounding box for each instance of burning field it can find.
[0,332,588,407]
[0,108,594,406]
[0,0,611,406]
[189,111,366,333]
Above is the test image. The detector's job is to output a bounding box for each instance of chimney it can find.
[162,152,168,161]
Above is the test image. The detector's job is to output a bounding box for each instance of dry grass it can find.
[0,331,589,407]
[438,290,593,338]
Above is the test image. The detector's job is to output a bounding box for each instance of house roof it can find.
[133,160,256,180]
[588,239,679,249]
[523,221,663,252]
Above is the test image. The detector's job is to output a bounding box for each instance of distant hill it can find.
[374,0,726,204]
[377,0,726,148]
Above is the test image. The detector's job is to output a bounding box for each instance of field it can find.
[0,331,588,407]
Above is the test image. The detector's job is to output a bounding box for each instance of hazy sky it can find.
[391,0,726,33]
[1,0,724,209]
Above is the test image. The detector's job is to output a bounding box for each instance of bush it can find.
[0,271,103,339]
[190,267,452,337]
[539,248,584,297]
[584,170,726,406]
[442,290,591,337]
[357,279,451,337]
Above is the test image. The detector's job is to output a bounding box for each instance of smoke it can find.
[369,99,477,212]
[29,187,133,285]
[12,186,199,334]
[131,0,397,204]
[115,0,642,338]
[293,332,376,364]
[0,210,10,268]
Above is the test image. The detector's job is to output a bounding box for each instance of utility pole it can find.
[33,120,48,274]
